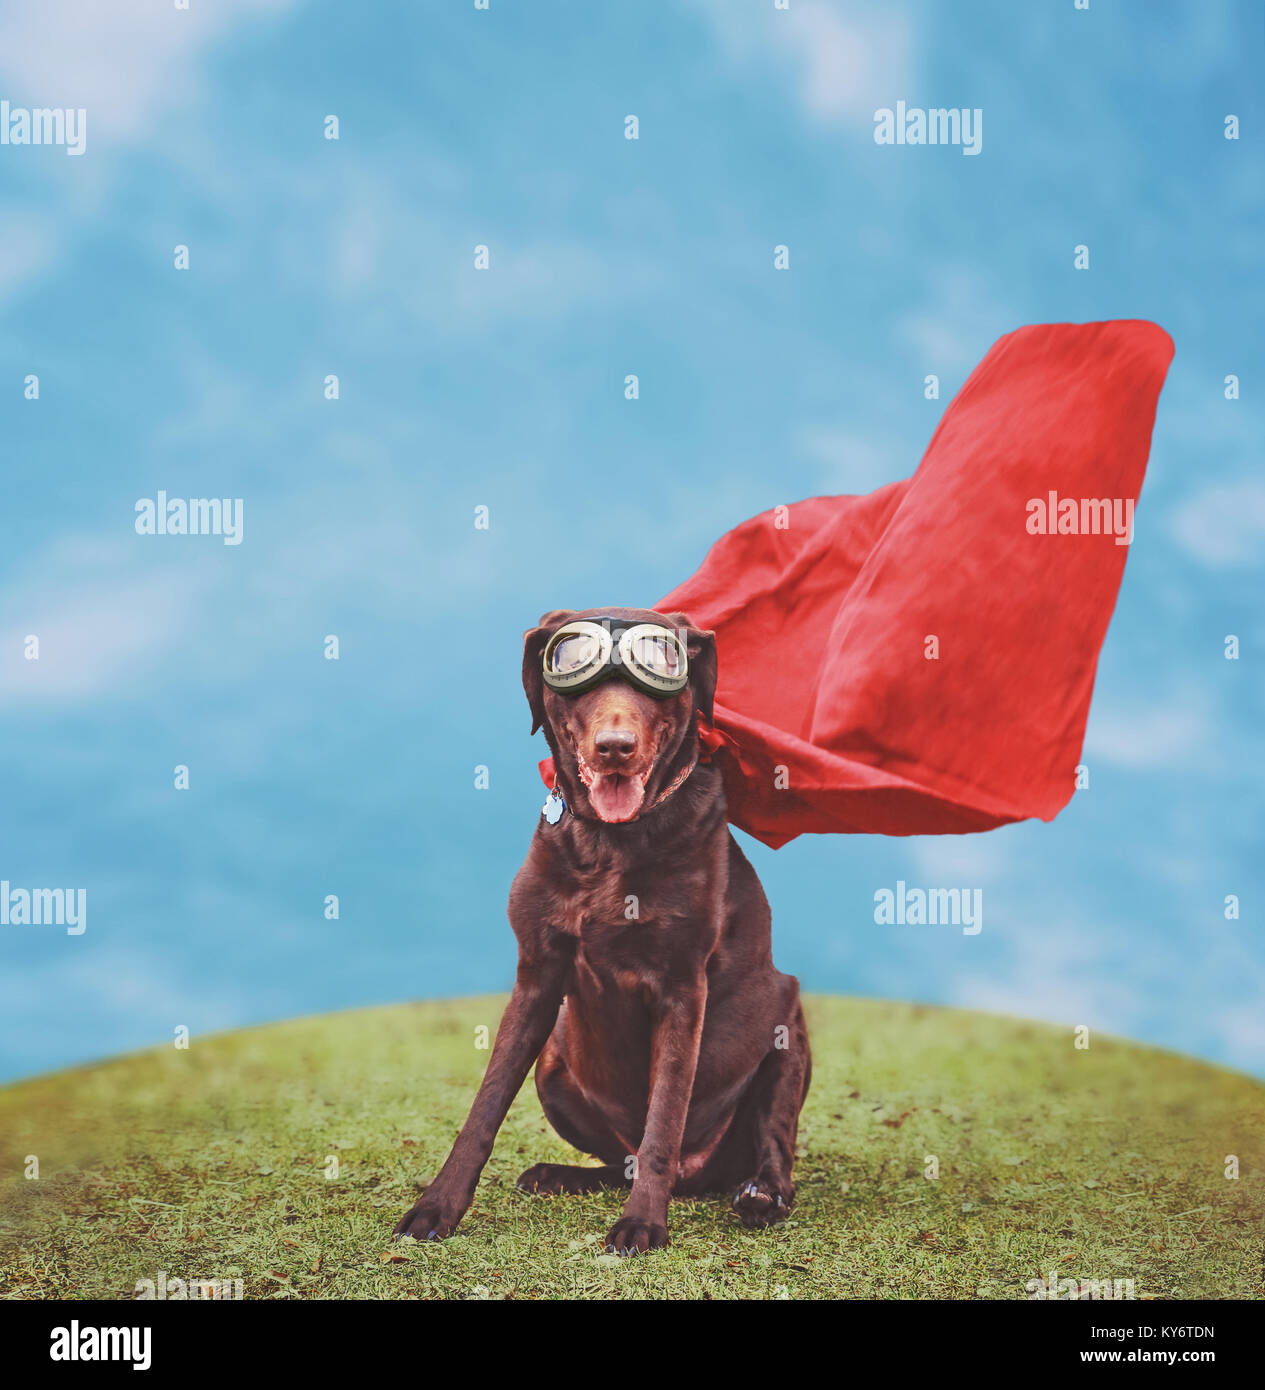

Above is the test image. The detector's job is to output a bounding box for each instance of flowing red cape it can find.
[540,320,1174,848]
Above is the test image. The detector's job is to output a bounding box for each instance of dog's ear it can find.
[522,609,576,735]
[661,611,717,723]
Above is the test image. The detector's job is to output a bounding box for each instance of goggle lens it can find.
[548,632,600,674]
[630,634,681,677]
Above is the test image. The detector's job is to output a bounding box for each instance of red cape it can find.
[541,320,1174,848]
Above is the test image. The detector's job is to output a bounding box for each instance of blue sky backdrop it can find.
[1,0,1261,1082]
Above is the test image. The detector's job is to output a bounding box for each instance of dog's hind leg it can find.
[516,1161,629,1195]
[517,1029,632,1196]
[726,985,811,1228]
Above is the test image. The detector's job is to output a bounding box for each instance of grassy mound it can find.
[1,996,1261,1300]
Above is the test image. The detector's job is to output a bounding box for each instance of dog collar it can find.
[648,755,698,809]
[541,753,698,826]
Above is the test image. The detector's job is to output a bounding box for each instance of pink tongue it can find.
[588,773,646,823]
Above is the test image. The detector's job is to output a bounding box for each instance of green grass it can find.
[0,996,1261,1300]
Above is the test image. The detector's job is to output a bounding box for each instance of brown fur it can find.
[394,607,811,1255]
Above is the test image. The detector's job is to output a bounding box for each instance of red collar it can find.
[646,754,698,810]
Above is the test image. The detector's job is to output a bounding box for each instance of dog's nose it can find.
[594,729,637,762]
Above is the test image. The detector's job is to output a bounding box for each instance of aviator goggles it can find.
[542,618,689,699]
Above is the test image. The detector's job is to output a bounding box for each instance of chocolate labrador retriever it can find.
[394,607,810,1255]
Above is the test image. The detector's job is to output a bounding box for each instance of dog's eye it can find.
[549,633,600,673]
[630,635,680,676]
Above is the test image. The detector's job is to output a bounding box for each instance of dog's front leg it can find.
[394,951,567,1242]
[605,979,707,1256]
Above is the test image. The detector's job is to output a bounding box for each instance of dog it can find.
[394,607,811,1255]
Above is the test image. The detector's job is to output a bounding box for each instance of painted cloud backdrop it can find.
[1,0,1261,1080]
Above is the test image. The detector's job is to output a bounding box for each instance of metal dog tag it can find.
[542,787,566,825]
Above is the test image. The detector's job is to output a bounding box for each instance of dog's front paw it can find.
[605,1215,668,1257]
[394,1191,467,1243]
[731,1176,793,1228]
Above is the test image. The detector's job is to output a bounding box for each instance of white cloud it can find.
[0,0,296,145]
[0,0,298,305]
[774,2,913,122]
[691,0,914,124]
[1215,1003,1265,1076]
[0,492,451,711]
[0,206,62,298]
[0,542,208,707]
[0,943,290,1071]
[949,920,1144,1037]
[450,239,616,326]
[798,426,905,493]
[895,265,1016,374]
[1083,691,1212,770]
[908,830,1015,885]
[1168,478,1265,569]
